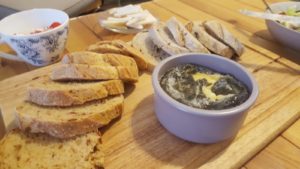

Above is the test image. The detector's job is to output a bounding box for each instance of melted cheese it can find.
[192,72,221,84]
[192,72,231,101]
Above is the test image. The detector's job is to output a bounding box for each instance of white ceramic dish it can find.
[0,8,69,66]
[152,53,259,144]
[100,21,144,34]
[266,2,300,51]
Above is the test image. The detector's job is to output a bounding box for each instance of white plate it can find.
[99,21,144,34]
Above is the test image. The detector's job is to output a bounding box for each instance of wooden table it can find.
[0,0,299,168]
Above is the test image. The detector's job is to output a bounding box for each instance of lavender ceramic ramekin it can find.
[152,53,259,143]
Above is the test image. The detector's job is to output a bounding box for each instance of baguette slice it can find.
[149,22,190,55]
[0,130,103,169]
[16,95,124,138]
[62,51,138,68]
[186,21,234,58]
[87,40,149,70]
[166,17,210,53]
[131,32,170,71]
[203,20,244,56]
[51,64,138,82]
[27,79,124,106]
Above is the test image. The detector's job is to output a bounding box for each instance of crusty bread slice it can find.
[51,64,138,82]
[26,79,124,106]
[87,40,149,70]
[149,22,190,55]
[131,32,170,71]
[0,130,103,169]
[16,95,124,138]
[203,20,244,57]
[166,17,210,53]
[186,21,234,58]
[62,51,138,68]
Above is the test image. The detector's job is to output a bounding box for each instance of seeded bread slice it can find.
[87,40,149,70]
[0,130,103,169]
[27,79,124,106]
[51,64,138,82]
[16,95,124,138]
[62,51,138,68]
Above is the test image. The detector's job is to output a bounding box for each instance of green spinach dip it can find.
[160,64,249,110]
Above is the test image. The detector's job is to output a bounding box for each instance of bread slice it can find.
[131,32,170,71]
[62,51,138,68]
[166,17,210,53]
[149,22,190,55]
[87,40,149,70]
[203,20,244,57]
[26,79,124,106]
[16,95,124,138]
[0,130,103,169]
[186,21,234,58]
[51,64,138,82]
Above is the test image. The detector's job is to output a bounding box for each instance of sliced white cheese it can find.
[103,5,157,30]
[110,5,143,17]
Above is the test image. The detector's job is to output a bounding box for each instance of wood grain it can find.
[283,120,300,148]
[245,137,300,169]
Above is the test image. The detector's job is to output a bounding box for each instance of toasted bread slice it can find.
[51,64,138,82]
[149,22,190,55]
[0,130,103,169]
[186,21,234,58]
[131,32,170,71]
[87,40,149,70]
[26,79,124,106]
[203,20,244,56]
[16,95,124,138]
[166,17,210,53]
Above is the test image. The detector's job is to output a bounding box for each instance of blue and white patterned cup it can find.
[0,8,69,66]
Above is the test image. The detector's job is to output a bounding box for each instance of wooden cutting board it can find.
[0,1,299,168]
[0,63,299,169]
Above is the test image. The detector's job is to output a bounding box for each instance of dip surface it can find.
[160,64,249,110]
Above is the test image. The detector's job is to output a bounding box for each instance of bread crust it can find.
[26,80,124,106]
[62,51,138,68]
[149,22,190,55]
[16,95,124,139]
[87,40,149,70]
[166,17,210,53]
[186,21,234,58]
[203,20,244,56]
[51,64,138,82]
[132,32,170,71]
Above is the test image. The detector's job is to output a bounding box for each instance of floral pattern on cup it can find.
[9,27,68,65]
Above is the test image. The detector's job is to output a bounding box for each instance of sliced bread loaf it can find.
[166,17,210,53]
[27,79,124,106]
[186,21,234,58]
[87,40,149,70]
[203,20,245,57]
[148,22,190,55]
[0,130,103,169]
[131,31,170,71]
[16,95,124,138]
[62,51,138,68]
[51,64,138,82]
